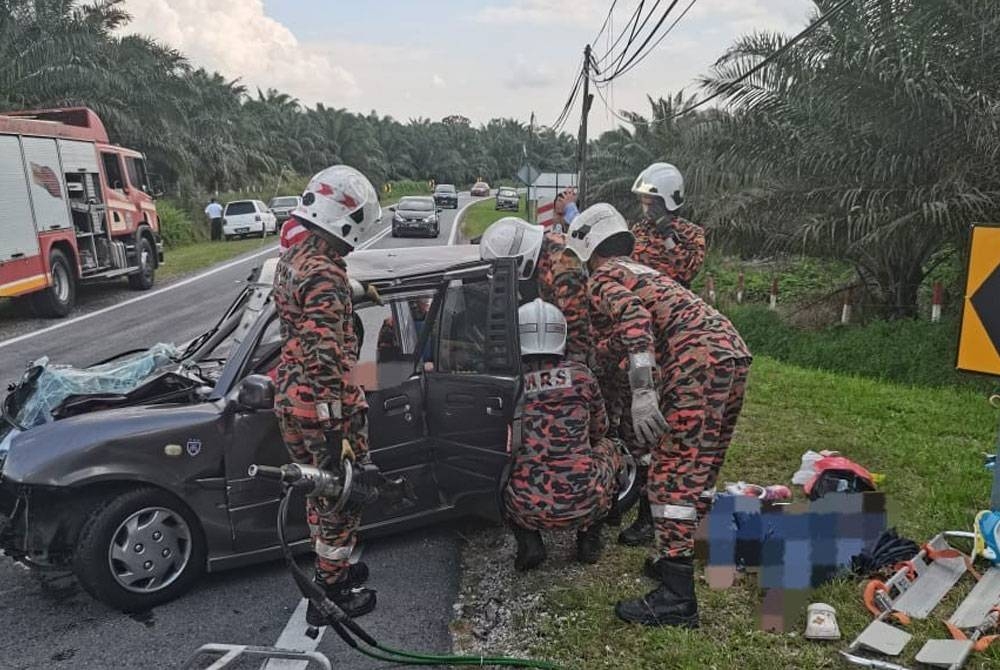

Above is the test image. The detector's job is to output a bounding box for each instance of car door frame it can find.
[419,257,522,522]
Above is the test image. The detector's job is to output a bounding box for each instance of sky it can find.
[121,0,816,134]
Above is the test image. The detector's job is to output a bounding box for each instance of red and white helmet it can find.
[278,218,309,253]
[291,165,382,250]
[631,162,685,211]
[565,203,631,262]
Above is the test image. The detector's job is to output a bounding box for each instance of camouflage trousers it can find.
[278,411,369,585]
[648,354,750,559]
[504,437,622,532]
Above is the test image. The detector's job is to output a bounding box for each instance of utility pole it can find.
[527,111,535,223]
[576,44,594,209]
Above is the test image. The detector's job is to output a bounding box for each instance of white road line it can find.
[0,224,395,352]
[262,599,320,670]
[447,196,483,247]
[0,244,279,351]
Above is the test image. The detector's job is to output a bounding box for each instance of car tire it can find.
[30,248,76,318]
[73,487,206,612]
[127,237,156,291]
[391,227,398,238]
[611,440,642,518]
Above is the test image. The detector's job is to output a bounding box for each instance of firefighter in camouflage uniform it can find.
[480,217,591,364]
[503,299,622,571]
[273,164,384,624]
[614,162,708,547]
[566,203,751,629]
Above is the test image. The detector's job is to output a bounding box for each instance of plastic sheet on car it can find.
[16,344,179,428]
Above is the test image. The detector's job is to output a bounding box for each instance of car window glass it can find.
[247,315,283,375]
[399,198,433,211]
[226,201,255,215]
[101,152,126,191]
[435,278,489,374]
[124,157,150,194]
[271,197,298,207]
[356,294,435,389]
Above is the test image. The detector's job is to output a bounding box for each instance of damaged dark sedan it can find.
[0,246,638,611]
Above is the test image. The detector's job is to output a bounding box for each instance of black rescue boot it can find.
[615,557,699,628]
[512,526,546,572]
[306,576,377,626]
[576,523,604,564]
[344,561,370,588]
[617,498,654,546]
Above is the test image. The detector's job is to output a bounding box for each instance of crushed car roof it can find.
[345,245,482,281]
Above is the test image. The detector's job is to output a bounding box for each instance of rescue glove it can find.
[654,216,677,249]
[629,353,668,445]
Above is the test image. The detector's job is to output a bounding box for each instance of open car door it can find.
[424,258,521,521]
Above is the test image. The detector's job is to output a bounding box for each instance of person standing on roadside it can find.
[629,163,705,289]
[566,203,751,629]
[205,198,224,242]
[273,164,384,624]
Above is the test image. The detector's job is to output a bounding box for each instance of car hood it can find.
[0,400,222,487]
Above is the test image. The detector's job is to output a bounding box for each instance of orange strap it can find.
[922,545,982,581]
[863,580,910,625]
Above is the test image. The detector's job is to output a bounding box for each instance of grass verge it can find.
[158,236,275,282]
[471,356,1000,669]
[461,196,528,240]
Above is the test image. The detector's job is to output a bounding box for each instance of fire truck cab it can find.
[0,108,163,317]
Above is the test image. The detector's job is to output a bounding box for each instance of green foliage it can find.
[725,305,996,392]
[590,1,1000,318]
[691,254,855,305]
[0,1,576,200]
[383,180,432,202]
[155,199,201,249]
[461,197,526,240]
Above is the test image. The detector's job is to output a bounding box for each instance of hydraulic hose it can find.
[275,485,561,669]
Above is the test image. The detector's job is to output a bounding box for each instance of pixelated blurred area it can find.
[695,492,891,632]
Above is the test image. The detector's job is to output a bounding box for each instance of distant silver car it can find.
[267,195,301,223]
[495,187,520,211]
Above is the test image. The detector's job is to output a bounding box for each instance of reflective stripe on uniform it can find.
[651,503,698,521]
[315,539,353,561]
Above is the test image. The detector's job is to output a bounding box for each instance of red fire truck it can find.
[0,108,163,317]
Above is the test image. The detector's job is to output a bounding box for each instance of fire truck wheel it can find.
[128,237,156,291]
[30,248,76,318]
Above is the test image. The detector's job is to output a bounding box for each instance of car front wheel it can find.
[73,487,206,611]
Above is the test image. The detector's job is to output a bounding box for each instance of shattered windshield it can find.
[5,344,179,431]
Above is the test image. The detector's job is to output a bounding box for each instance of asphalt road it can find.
[0,192,487,669]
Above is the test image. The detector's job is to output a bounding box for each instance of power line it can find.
[666,0,852,120]
[547,58,586,133]
[591,0,618,46]
[595,1,646,65]
[600,0,657,75]
[596,0,682,83]
[600,0,699,82]
[593,81,636,125]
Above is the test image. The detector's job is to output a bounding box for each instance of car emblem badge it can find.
[186,439,202,457]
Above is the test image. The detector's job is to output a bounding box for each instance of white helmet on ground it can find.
[518,298,567,357]
[565,203,631,263]
[479,217,545,280]
[291,165,382,250]
[631,162,684,211]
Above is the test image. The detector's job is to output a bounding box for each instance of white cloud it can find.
[122,0,360,102]
[475,0,606,26]
[432,74,447,89]
[504,55,557,89]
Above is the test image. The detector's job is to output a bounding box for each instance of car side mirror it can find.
[237,374,275,411]
[436,208,442,213]
[389,206,396,212]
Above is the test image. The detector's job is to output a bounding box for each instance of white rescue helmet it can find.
[479,217,545,280]
[631,162,685,211]
[518,298,567,357]
[291,165,382,250]
[565,203,631,263]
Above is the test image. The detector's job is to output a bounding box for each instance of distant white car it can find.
[223,200,277,240]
